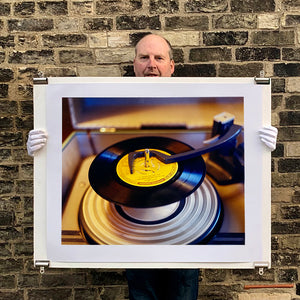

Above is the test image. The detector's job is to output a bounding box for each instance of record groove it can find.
[89,136,206,208]
[79,178,222,245]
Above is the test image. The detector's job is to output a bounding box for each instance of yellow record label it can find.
[116,149,178,187]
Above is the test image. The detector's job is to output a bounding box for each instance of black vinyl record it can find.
[88,136,206,208]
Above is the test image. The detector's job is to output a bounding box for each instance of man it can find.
[27,33,278,299]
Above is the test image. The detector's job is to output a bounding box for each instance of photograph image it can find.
[61,96,245,246]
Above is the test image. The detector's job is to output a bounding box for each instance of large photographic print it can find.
[62,97,245,246]
[34,77,271,268]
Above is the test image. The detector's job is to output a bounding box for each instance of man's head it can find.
[133,34,175,77]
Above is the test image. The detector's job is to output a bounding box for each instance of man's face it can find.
[133,35,175,77]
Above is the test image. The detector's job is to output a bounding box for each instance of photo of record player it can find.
[61,96,245,246]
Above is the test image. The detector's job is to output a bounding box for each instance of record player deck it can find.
[61,97,245,246]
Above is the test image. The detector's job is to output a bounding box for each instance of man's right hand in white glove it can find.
[27,129,47,157]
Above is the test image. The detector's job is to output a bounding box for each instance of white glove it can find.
[259,125,278,151]
[27,129,47,157]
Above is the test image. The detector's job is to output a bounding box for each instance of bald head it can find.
[133,34,175,77]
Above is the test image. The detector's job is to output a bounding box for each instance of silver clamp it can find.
[35,260,50,274]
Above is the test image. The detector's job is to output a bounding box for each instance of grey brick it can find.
[42,34,88,47]
[0,68,14,82]
[74,288,98,300]
[8,18,54,32]
[278,159,300,173]
[271,236,279,250]
[165,16,209,30]
[282,0,300,10]
[116,15,161,30]
[0,241,13,255]
[274,63,300,77]
[83,18,113,31]
[172,48,184,63]
[185,0,228,13]
[272,143,284,158]
[18,67,40,81]
[18,85,33,99]
[20,164,33,179]
[44,67,77,77]
[0,292,23,300]
[23,226,33,240]
[272,221,300,234]
[231,0,275,12]
[41,273,87,287]
[9,50,54,64]
[272,253,299,267]
[17,274,39,288]
[16,179,33,194]
[173,64,216,77]
[285,15,300,26]
[189,47,232,62]
[198,284,244,299]
[71,1,93,15]
[14,2,35,16]
[37,0,68,15]
[90,269,126,285]
[59,50,94,64]
[278,127,300,142]
[283,48,300,61]
[0,211,14,226]
[16,116,33,130]
[98,286,128,300]
[0,275,15,289]
[292,190,300,204]
[14,242,33,257]
[20,101,33,115]
[0,84,9,98]
[0,227,23,241]
[285,95,300,110]
[0,36,15,48]
[0,259,23,273]
[150,0,179,14]
[252,30,295,46]
[0,196,22,211]
[232,269,274,281]
[203,31,248,46]
[204,269,227,282]
[236,47,280,61]
[0,51,4,63]
[281,205,300,219]
[0,165,18,180]
[0,3,10,16]
[27,288,73,300]
[213,14,256,29]
[271,78,285,93]
[218,63,263,77]
[0,149,12,162]
[278,268,298,282]
[17,35,39,48]
[0,101,18,116]
[0,132,23,147]
[279,111,300,125]
[272,95,283,110]
[96,0,142,14]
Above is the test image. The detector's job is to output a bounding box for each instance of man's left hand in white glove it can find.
[259,125,278,151]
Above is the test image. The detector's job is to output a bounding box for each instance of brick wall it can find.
[0,0,299,299]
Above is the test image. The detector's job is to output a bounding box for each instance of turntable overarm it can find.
[128,124,242,173]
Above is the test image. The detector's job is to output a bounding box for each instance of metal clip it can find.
[258,267,264,275]
[35,260,49,274]
[254,77,270,84]
[33,78,48,85]
[254,70,270,84]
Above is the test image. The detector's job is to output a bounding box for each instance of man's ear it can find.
[170,60,175,75]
